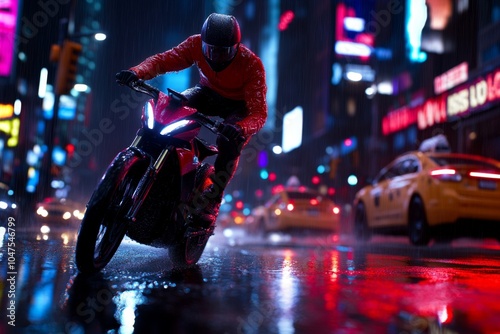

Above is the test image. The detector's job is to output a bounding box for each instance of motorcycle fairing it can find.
[176,147,198,176]
[142,93,202,142]
[154,92,197,125]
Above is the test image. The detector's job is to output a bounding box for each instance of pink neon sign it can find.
[0,0,18,77]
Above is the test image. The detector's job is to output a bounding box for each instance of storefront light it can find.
[377,81,393,95]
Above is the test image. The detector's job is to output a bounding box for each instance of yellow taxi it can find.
[251,186,341,234]
[353,136,500,245]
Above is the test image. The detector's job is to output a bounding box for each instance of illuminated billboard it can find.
[282,106,303,153]
[0,0,19,77]
[335,1,401,60]
[382,65,500,135]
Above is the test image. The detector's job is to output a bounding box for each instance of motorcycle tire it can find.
[75,150,147,274]
[169,163,214,268]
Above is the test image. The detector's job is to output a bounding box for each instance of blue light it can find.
[317,165,326,174]
[224,194,233,203]
[347,174,358,186]
[52,146,66,166]
[260,169,269,180]
[406,0,428,63]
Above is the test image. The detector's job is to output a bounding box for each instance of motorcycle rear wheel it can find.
[75,151,146,274]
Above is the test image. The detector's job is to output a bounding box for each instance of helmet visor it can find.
[202,42,238,63]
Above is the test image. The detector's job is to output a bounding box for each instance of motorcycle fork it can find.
[126,140,172,222]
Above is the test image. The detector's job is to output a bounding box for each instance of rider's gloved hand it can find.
[221,123,246,145]
[116,70,138,85]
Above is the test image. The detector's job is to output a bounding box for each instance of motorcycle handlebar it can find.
[120,79,246,143]
[130,80,160,100]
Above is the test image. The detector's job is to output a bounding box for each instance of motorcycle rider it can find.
[116,13,268,229]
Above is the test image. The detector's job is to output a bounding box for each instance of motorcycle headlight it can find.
[160,119,193,135]
[145,101,155,129]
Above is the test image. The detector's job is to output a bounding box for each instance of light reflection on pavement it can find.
[1,228,500,333]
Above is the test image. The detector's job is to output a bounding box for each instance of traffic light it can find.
[55,40,82,95]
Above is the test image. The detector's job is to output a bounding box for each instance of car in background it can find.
[353,136,500,245]
[218,210,248,229]
[249,187,341,235]
[35,197,85,235]
[0,182,17,222]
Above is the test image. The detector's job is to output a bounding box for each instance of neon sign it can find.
[406,0,427,62]
[447,68,500,118]
[434,62,468,95]
[0,104,14,119]
[0,0,18,77]
[335,2,374,59]
[382,66,500,135]
[382,96,446,135]
[282,106,303,153]
[0,118,19,147]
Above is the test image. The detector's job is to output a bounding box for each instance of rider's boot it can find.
[192,184,223,229]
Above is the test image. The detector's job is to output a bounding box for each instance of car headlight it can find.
[37,206,49,217]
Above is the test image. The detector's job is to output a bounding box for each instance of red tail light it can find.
[469,171,500,180]
[430,168,462,182]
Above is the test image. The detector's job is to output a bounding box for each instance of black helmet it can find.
[201,13,241,71]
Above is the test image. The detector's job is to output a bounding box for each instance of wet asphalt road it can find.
[2,226,500,334]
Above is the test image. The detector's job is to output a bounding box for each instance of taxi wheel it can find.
[408,196,430,246]
[354,202,371,241]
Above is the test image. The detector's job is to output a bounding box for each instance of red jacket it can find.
[130,34,268,138]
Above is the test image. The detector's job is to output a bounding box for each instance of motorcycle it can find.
[75,78,231,274]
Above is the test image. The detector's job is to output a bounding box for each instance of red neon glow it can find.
[383,66,500,136]
[278,10,295,31]
[310,198,319,206]
[235,200,244,210]
[269,172,277,182]
[382,95,447,135]
[272,184,285,195]
[335,2,374,60]
[311,176,321,185]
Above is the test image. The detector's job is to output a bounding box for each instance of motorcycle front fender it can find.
[89,149,150,207]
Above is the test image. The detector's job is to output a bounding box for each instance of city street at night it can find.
[2,0,500,333]
[2,225,500,333]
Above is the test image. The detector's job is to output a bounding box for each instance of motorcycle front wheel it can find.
[75,151,146,274]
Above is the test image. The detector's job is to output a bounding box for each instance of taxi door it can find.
[384,157,420,227]
[369,163,400,227]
